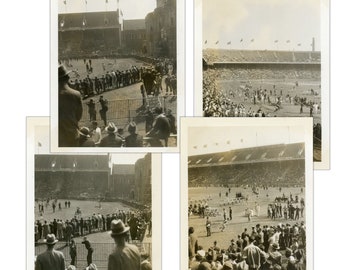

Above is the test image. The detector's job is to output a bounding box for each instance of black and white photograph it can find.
[194,0,329,169]
[51,0,184,152]
[27,117,161,270]
[181,117,313,270]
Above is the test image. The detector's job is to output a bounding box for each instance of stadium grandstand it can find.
[188,143,305,187]
[35,153,151,205]
[58,11,121,58]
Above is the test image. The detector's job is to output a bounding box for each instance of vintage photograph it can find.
[52,0,183,151]
[194,0,329,169]
[181,118,313,270]
[27,117,161,270]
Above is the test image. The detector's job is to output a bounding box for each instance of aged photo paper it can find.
[181,117,313,270]
[27,117,161,270]
[51,0,184,153]
[194,0,329,169]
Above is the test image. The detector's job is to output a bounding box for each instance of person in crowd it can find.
[145,107,171,147]
[78,127,95,147]
[82,236,94,266]
[91,121,102,146]
[58,64,83,147]
[35,234,66,270]
[99,122,124,147]
[125,122,143,147]
[107,219,141,270]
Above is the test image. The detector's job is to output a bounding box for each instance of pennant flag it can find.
[215,41,219,44]
[63,0,67,5]
[240,139,243,143]
[226,140,230,144]
[205,40,207,44]
[215,142,219,146]
[85,0,87,4]
[251,39,254,42]
[106,0,108,3]
[38,142,42,147]
[297,43,301,46]
[286,40,290,43]
[240,38,243,42]
[203,144,207,148]
[193,146,197,149]
[274,40,278,43]
[227,41,231,45]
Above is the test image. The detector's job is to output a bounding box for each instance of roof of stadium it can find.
[58,11,120,30]
[113,164,135,175]
[188,143,305,168]
[123,19,145,31]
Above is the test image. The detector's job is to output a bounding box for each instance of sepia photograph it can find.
[194,0,329,169]
[27,117,161,270]
[51,0,184,152]
[181,117,313,270]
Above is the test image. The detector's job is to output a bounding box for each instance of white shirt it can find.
[92,127,102,145]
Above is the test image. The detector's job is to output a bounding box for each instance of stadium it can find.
[34,153,152,269]
[188,142,306,269]
[202,48,321,160]
[58,0,178,147]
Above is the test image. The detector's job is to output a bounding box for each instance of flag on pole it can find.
[240,38,243,42]
[240,139,243,143]
[203,144,207,148]
[38,142,42,147]
[274,40,278,43]
[215,142,219,146]
[193,146,197,149]
[226,140,230,144]
[106,0,108,3]
[286,40,290,43]
[63,0,67,5]
[215,41,219,44]
[85,0,87,4]
[227,41,231,45]
[251,39,254,42]
[297,43,301,46]
[205,40,207,44]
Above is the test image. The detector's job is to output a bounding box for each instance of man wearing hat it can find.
[100,122,124,147]
[82,236,94,266]
[35,234,66,270]
[108,219,141,270]
[58,64,83,147]
[125,122,143,147]
[98,95,108,127]
[145,107,171,147]
[79,127,95,147]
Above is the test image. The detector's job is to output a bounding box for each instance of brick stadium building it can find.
[188,143,305,188]
[35,154,151,205]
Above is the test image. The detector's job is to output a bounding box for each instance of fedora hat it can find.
[58,65,72,78]
[105,122,118,134]
[79,127,91,138]
[272,243,280,250]
[45,234,58,245]
[110,219,130,236]
[85,263,98,270]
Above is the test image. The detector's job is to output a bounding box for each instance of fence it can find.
[80,95,177,134]
[35,241,151,270]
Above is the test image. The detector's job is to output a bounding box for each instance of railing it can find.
[35,241,151,270]
[80,96,177,133]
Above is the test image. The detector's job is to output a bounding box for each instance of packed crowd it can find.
[35,207,151,244]
[203,69,321,118]
[188,221,306,270]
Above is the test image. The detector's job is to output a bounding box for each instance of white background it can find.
[0,1,338,269]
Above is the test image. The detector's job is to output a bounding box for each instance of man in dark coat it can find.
[58,65,83,147]
[125,122,143,147]
[100,122,124,147]
[146,107,171,146]
[82,236,94,266]
[35,234,66,270]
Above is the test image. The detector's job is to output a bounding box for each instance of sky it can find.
[188,125,306,156]
[34,124,146,164]
[58,0,156,20]
[202,0,321,51]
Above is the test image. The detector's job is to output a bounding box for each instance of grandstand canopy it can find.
[123,19,145,31]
